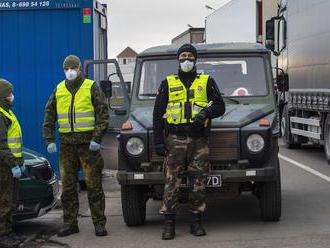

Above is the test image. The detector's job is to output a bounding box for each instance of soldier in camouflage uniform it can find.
[0,79,25,248]
[43,55,109,237]
[153,44,226,240]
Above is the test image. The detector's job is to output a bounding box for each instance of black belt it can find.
[167,125,204,137]
[168,125,191,134]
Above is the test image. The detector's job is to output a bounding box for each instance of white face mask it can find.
[65,69,78,81]
[180,60,195,73]
[6,93,14,103]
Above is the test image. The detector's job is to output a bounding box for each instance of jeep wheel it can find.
[259,155,281,222]
[281,105,300,149]
[324,114,330,164]
[121,185,146,226]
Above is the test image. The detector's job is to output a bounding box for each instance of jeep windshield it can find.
[138,57,268,100]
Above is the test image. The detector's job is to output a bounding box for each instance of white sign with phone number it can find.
[0,1,79,9]
[0,1,49,8]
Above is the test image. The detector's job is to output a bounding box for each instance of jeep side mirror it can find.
[266,19,275,52]
[100,80,113,99]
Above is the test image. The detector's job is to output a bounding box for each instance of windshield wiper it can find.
[223,96,240,104]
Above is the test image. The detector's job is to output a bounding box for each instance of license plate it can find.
[207,175,222,187]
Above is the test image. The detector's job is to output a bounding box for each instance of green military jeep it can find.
[115,43,281,226]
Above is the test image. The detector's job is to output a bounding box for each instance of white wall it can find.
[206,0,256,43]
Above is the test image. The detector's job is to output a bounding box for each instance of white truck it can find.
[205,0,277,45]
[266,0,330,163]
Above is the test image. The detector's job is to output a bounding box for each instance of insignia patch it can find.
[170,86,184,92]
[198,86,203,92]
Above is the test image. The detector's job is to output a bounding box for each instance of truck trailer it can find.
[205,0,277,45]
[266,0,330,163]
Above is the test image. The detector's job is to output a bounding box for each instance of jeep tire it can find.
[121,185,146,226]
[259,154,281,222]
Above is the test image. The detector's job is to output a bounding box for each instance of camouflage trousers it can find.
[60,143,106,226]
[0,165,17,237]
[160,134,209,215]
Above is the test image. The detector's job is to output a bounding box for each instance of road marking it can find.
[279,153,330,183]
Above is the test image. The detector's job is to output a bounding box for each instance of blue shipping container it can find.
[0,0,108,175]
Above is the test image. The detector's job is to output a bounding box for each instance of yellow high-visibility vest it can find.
[165,74,209,125]
[0,107,23,158]
[56,79,95,133]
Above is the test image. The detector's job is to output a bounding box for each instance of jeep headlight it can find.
[246,134,264,153]
[126,137,144,156]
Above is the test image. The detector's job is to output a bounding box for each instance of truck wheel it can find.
[259,154,281,222]
[324,115,330,164]
[121,185,146,226]
[281,105,300,149]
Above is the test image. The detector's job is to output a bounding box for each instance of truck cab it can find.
[114,43,281,226]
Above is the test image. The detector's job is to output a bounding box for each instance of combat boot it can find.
[0,234,21,248]
[162,214,176,240]
[95,225,108,237]
[190,212,206,236]
[57,223,79,237]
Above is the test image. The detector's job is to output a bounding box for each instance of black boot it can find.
[162,214,175,240]
[190,212,206,236]
[57,223,79,237]
[95,225,108,237]
[0,234,21,248]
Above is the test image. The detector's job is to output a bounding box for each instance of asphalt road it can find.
[14,141,330,248]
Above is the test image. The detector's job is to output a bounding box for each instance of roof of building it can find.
[139,42,269,57]
[117,47,138,58]
[171,28,205,43]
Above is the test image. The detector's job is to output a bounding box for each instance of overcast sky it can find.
[100,0,232,58]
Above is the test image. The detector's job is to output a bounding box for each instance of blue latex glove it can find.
[11,166,22,178]
[47,143,57,154]
[20,164,26,174]
[89,140,101,151]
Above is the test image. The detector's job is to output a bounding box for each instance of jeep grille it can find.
[149,129,240,162]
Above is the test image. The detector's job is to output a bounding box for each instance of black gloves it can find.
[155,143,167,157]
[192,108,210,129]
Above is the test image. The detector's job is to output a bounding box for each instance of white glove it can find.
[47,143,57,154]
[89,140,101,151]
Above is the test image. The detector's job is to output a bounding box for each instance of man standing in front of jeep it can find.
[153,44,226,240]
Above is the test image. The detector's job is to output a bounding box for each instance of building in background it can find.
[116,46,138,84]
[171,28,205,45]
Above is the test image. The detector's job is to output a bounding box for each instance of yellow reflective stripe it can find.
[57,113,68,119]
[59,123,71,129]
[7,137,22,143]
[74,122,95,128]
[172,114,179,120]
[58,112,94,119]
[75,112,94,118]
[171,105,181,110]
[10,148,22,154]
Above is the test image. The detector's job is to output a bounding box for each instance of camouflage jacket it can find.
[43,76,109,145]
[0,104,24,168]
